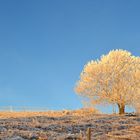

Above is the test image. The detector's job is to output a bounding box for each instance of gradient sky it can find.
[0,0,140,113]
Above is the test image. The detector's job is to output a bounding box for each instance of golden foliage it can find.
[75,49,140,109]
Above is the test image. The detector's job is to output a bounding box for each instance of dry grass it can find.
[0,109,139,140]
[0,108,99,118]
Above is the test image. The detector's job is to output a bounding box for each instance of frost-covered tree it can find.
[134,101,140,113]
[75,50,140,114]
[133,78,140,113]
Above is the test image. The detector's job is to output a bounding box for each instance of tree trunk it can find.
[117,104,125,115]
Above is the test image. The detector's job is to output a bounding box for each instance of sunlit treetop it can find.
[75,49,140,114]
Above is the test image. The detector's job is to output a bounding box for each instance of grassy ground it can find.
[0,109,139,140]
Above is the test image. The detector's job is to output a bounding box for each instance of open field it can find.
[0,109,140,140]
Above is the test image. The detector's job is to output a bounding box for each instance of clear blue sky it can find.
[0,0,140,113]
